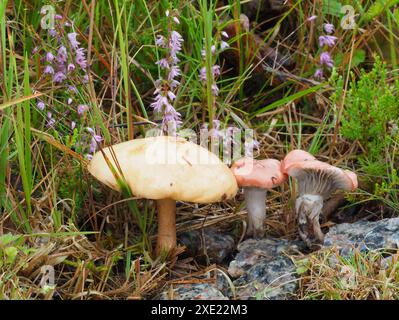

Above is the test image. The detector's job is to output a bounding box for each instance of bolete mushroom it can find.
[282,151,358,248]
[231,157,287,238]
[88,136,238,254]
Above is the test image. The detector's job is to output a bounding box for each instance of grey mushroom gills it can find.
[244,187,267,239]
[296,194,324,247]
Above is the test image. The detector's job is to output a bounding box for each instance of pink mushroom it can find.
[282,150,358,247]
[231,157,287,238]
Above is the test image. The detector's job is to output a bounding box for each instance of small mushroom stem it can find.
[244,187,267,239]
[156,198,176,255]
[296,194,324,248]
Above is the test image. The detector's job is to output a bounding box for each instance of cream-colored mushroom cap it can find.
[88,136,238,203]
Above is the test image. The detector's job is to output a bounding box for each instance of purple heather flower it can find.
[155,35,166,47]
[151,95,171,113]
[320,52,334,69]
[200,65,220,82]
[213,65,220,77]
[47,118,56,128]
[307,15,317,22]
[314,68,324,79]
[168,66,180,80]
[324,23,335,34]
[37,101,45,110]
[75,48,87,69]
[43,65,55,75]
[77,104,88,115]
[93,134,103,143]
[67,33,80,50]
[89,138,97,153]
[319,35,337,48]
[47,112,52,119]
[55,14,63,20]
[53,71,67,83]
[200,67,207,82]
[86,154,93,161]
[67,63,76,72]
[201,45,216,57]
[169,31,183,54]
[49,29,57,37]
[167,91,176,101]
[83,74,89,83]
[67,85,78,94]
[169,79,180,89]
[211,84,219,96]
[244,138,260,156]
[162,112,182,130]
[46,52,55,62]
[221,41,229,51]
[32,47,39,55]
[57,46,68,64]
[156,58,169,69]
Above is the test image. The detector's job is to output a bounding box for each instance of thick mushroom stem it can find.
[295,194,324,247]
[244,187,267,238]
[156,199,176,254]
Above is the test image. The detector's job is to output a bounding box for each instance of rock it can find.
[324,217,399,253]
[228,238,303,300]
[178,228,235,264]
[158,283,228,300]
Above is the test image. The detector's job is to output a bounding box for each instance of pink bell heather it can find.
[67,63,76,72]
[67,85,78,94]
[67,32,80,50]
[156,58,170,69]
[307,15,317,22]
[43,65,55,75]
[49,29,57,37]
[37,100,45,110]
[319,35,337,47]
[77,104,88,115]
[324,23,335,34]
[75,48,87,69]
[151,10,183,135]
[314,68,324,79]
[46,52,55,62]
[53,71,67,83]
[57,46,68,64]
[320,52,334,69]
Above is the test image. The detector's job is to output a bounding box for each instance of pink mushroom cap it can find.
[231,157,287,189]
[281,149,316,174]
[285,160,358,192]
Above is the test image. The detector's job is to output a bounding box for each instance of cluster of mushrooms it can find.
[88,136,357,255]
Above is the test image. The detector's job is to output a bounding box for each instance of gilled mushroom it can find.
[231,157,287,238]
[281,149,316,170]
[282,151,358,248]
[88,136,238,254]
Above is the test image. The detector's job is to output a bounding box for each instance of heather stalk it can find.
[151,9,183,136]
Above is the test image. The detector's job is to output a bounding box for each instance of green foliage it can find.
[334,57,399,210]
[340,57,399,176]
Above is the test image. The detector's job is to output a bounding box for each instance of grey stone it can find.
[158,283,228,300]
[228,238,301,300]
[178,228,235,264]
[324,217,399,253]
